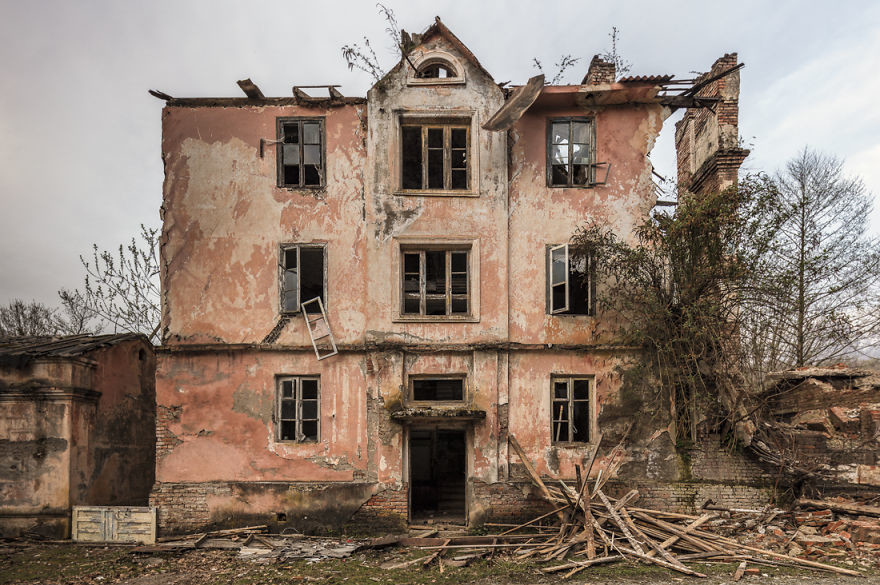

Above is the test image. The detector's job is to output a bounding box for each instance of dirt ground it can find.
[2,542,879,585]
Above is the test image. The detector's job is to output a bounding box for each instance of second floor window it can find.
[547,244,594,315]
[401,248,469,317]
[401,123,469,191]
[280,244,326,313]
[548,117,594,187]
[277,118,324,188]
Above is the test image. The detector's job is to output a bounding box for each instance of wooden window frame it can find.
[408,374,468,406]
[276,117,326,189]
[546,117,597,188]
[399,122,470,193]
[545,244,595,316]
[551,376,595,445]
[279,243,327,315]
[400,246,471,319]
[275,376,320,443]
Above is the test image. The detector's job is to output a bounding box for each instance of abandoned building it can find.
[0,334,156,538]
[149,18,757,534]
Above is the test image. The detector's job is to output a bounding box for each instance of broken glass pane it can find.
[554,381,568,399]
[282,144,300,164]
[551,165,569,186]
[284,165,300,186]
[283,123,299,144]
[451,252,467,272]
[301,421,318,441]
[282,380,294,398]
[553,420,569,442]
[300,247,324,304]
[572,165,589,185]
[281,421,296,441]
[427,149,443,189]
[425,251,446,293]
[303,122,320,144]
[402,126,422,189]
[281,400,296,419]
[403,296,420,314]
[554,402,569,421]
[301,400,318,419]
[573,379,590,400]
[427,128,443,148]
[284,248,298,270]
[451,296,467,313]
[451,170,467,190]
[301,379,318,400]
[572,402,590,442]
[451,149,466,169]
[551,144,569,165]
[571,121,590,144]
[425,296,446,315]
[551,122,569,144]
[451,272,467,295]
[404,253,420,273]
[304,165,320,186]
[451,128,467,148]
[413,378,464,401]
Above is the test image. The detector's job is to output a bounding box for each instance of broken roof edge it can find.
[163,96,367,108]
[0,333,153,360]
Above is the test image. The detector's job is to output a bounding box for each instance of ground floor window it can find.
[551,376,593,443]
[276,376,320,442]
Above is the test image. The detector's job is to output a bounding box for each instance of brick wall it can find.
[583,55,616,85]
[689,434,774,484]
[150,482,233,534]
[155,405,182,460]
[472,480,553,523]
[604,480,773,513]
[346,486,408,532]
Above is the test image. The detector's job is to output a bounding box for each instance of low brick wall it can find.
[604,480,774,513]
[150,481,378,536]
[471,480,553,524]
[345,487,408,532]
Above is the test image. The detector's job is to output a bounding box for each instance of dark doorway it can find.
[409,428,466,523]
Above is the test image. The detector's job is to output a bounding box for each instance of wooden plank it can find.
[797,498,880,518]
[236,78,265,99]
[508,434,566,521]
[733,561,748,581]
[595,489,645,555]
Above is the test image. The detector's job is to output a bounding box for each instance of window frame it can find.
[408,374,468,406]
[546,116,596,188]
[400,122,471,193]
[545,244,595,316]
[279,243,327,315]
[407,51,466,86]
[276,117,326,189]
[400,246,470,319]
[551,376,595,445]
[275,375,320,443]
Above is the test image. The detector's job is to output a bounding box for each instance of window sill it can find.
[393,315,479,323]
[547,313,595,318]
[275,440,320,445]
[407,77,466,86]
[546,184,600,189]
[551,441,596,448]
[394,190,479,198]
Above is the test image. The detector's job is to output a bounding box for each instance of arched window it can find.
[418,62,457,79]
[408,52,465,85]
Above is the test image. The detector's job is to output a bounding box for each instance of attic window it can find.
[418,63,456,79]
[408,52,465,86]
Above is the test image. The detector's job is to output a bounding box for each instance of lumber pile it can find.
[406,435,864,578]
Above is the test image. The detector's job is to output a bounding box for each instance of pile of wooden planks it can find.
[423,435,862,578]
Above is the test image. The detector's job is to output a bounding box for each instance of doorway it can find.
[409,428,466,523]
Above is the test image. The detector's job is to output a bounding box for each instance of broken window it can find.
[277,118,324,188]
[276,376,320,442]
[280,244,326,313]
[401,123,469,191]
[418,62,457,79]
[547,244,594,315]
[401,248,469,317]
[548,117,594,187]
[552,377,593,443]
[411,377,465,402]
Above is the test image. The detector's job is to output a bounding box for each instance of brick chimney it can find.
[674,53,749,194]
[581,55,616,85]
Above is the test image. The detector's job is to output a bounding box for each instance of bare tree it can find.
[762,148,880,367]
[56,288,101,335]
[62,225,160,342]
[0,299,59,339]
[341,3,402,81]
[599,26,631,78]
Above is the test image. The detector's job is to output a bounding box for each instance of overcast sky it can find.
[1,0,878,307]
